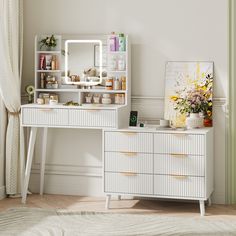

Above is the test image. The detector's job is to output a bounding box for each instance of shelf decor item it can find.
[25,85,35,103]
[186,113,203,129]
[39,35,57,50]
[164,62,213,128]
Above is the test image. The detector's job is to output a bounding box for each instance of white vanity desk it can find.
[21,103,128,204]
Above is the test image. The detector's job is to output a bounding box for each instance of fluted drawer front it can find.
[105,172,153,195]
[105,132,153,153]
[105,152,153,174]
[154,154,205,176]
[69,110,116,127]
[154,175,205,198]
[154,133,205,155]
[22,108,68,126]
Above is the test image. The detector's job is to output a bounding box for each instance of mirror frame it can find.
[64,39,103,86]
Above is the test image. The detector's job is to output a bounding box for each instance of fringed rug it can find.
[0,208,236,235]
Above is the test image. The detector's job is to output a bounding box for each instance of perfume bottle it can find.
[109,32,116,52]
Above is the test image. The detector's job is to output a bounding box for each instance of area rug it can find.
[0,208,236,236]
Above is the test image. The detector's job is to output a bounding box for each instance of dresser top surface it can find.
[104,127,213,134]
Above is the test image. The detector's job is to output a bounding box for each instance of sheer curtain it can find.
[0,0,24,195]
[0,97,7,197]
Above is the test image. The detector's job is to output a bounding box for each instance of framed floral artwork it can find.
[164,62,213,127]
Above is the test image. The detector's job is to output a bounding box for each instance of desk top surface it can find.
[21,103,124,110]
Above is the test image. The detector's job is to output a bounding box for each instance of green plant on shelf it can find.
[39,35,57,50]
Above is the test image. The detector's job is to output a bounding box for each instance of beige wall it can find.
[23,0,228,203]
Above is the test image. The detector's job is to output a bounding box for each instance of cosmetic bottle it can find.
[109,32,116,52]
[118,33,126,51]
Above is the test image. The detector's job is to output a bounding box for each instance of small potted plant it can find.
[39,35,57,50]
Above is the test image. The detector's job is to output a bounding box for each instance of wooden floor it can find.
[0,194,236,219]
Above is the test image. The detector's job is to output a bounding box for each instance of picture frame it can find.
[164,61,214,127]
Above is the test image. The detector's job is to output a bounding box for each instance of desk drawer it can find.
[105,172,153,195]
[105,132,153,153]
[69,109,117,128]
[154,175,205,198]
[105,152,153,174]
[154,154,205,176]
[22,108,68,126]
[154,133,205,155]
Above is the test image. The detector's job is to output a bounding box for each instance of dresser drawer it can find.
[105,152,153,174]
[154,154,205,176]
[21,108,68,126]
[104,132,153,153]
[105,172,153,195]
[69,109,117,128]
[154,175,205,198]
[154,133,205,155]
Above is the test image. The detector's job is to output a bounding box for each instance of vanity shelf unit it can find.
[103,128,214,216]
[22,34,131,129]
[34,35,62,102]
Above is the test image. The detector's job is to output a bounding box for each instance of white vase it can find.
[186,113,203,129]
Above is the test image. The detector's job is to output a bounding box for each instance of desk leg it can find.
[105,195,111,209]
[199,200,205,216]
[22,127,37,204]
[40,128,48,195]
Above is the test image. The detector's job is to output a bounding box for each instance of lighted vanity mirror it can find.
[63,39,104,86]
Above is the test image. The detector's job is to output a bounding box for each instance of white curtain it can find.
[0,0,24,195]
[0,97,7,193]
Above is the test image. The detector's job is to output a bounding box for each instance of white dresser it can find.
[103,128,213,216]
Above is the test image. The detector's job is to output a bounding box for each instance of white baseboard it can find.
[212,194,226,204]
[0,186,6,200]
[29,173,104,197]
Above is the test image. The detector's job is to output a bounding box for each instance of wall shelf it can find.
[36,51,61,54]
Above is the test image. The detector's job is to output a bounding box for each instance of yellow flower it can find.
[207,110,212,117]
[170,95,179,101]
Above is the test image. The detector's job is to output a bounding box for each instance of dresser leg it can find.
[40,128,48,195]
[22,127,38,204]
[208,196,212,206]
[105,195,111,209]
[199,200,205,216]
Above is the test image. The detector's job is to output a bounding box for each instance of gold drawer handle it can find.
[121,132,137,136]
[120,172,137,176]
[39,108,53,112]
[171,175,188,180]
[120,152,137,157]
[170,153,188,158]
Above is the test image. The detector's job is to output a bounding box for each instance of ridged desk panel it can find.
[69,110,117,127]
[104,132,153,153]
[154,133,205,155]
[105,172,153,195]
[154,154,205,176]
[105,152,153,174]
[22,108,69,126]
[154,175,205,198]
